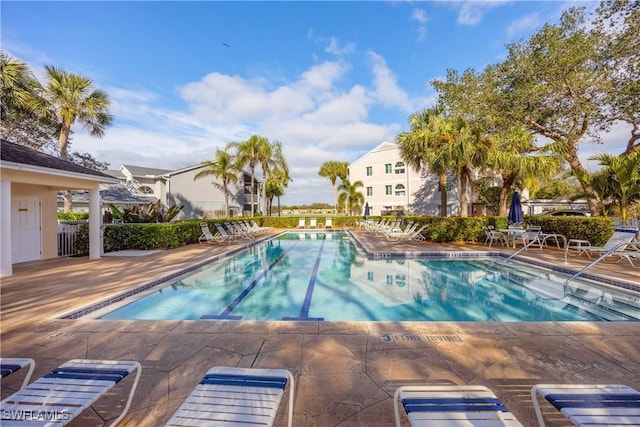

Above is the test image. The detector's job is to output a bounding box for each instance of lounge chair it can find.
[0,359,141,426]
[325,218,333,228]
[565,228,637,262]
[394,384,523,426]
[165,366,295,427]
[309,218,318,228]
[517,226,543,249]
[0,358,35,390]
[230,221,255,240]
[297,218,306,228]
[385,222,418,241]
[198,223,224,245]
[250,219,271,233]
[214,223,235,243]
[532,383,640,427]
[484,225,507,247]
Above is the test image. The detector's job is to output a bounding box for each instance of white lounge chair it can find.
[1,359,141,426]
[325,218,333,228]
[165,366,295,427]
[518,226,543,249]
[565,228,638,262]
[214,223,235,243]
[297,218,306,228]
[198,223,224,245]
[484,225,507,247]
[532,383,640,427]
[0,358,35,390]
[309,218,318,228]
[394,384,523,426]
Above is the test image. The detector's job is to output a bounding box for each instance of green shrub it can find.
[71,215,616,254]
[57,212,89,221]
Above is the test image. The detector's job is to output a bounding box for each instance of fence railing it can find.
[57,221,85,257]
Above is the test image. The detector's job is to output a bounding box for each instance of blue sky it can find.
[3,0,623,205]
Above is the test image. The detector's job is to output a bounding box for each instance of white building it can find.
[349,142,461,216]
[105,164,259,218]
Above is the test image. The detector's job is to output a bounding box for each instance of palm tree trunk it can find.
[459,172,468,218]
[249,169,256,216]
[439,173,448,217]
[332,183,338,216]
[566,149,601,215]
[59,125,73,212]
[223,182,229,217]
[499,173,516,216]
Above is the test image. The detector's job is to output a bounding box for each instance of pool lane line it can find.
[282,237,326,321]
[201,242,298,320]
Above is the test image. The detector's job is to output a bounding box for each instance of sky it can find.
[1,0,628,205]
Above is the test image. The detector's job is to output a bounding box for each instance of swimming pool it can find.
[92,231,640,322]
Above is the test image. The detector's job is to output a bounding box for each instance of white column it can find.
[88,188,101,260]
[1,180,13,277]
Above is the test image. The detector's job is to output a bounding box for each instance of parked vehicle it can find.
[538,210,591,217]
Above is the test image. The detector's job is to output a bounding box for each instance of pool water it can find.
[99,232,640,322]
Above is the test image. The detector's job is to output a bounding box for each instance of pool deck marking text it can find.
[201,242,299,320]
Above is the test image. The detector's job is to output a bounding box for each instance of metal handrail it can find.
[562,241,640,288]
[501,232,542,264]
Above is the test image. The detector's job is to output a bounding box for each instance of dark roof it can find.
[60,185,157,205]
[104,169,127,179]
[1,139,115,180]
[122,164,172,176]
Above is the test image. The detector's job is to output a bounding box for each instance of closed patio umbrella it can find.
[363,202,371,218]
[508,192,523,225]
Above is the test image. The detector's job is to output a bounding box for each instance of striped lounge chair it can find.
[532,383,640,426]
[1,359,141,426]
[394,384,523,426]
[165,366,295,427]
[0,358,35,390]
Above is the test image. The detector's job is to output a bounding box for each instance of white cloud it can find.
[506,13,541,39]
[411,8,429,41]
[325,37,356,56]
[366,51,415,112]
[455,1,508,26]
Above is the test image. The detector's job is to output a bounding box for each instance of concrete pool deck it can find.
[1,229,639,426]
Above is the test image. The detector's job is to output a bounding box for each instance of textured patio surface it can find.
[1,228,638,426]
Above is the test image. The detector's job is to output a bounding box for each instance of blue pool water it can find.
[99,231,640,322]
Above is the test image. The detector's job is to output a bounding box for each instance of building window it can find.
[385,163,392,174]
[395,184,405,196]
[366,187,373,196]
[385,185,392,195]
[366,166,373,176]
[394,161,405,174]
[138,185,154,195]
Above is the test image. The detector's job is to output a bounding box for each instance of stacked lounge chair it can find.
[394,384,523,426]
[165,366,295,427]
[1,359,141,426]
[532,383,640,426]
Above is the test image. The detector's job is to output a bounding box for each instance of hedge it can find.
[72,215,616,254]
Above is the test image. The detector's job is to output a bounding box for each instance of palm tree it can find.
[318,161,350,216]
[0,53,57,151]
[26,65,113,211]
[266,141,292,216]
[589,151,640,221]
[338,179,365,215]
[193,148,239,217]
[397,106,451,217]
[227,135,270,216]
[1,53,33,116]
[487,126,561,215]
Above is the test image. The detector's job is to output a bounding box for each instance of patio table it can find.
[499,228,525,248]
